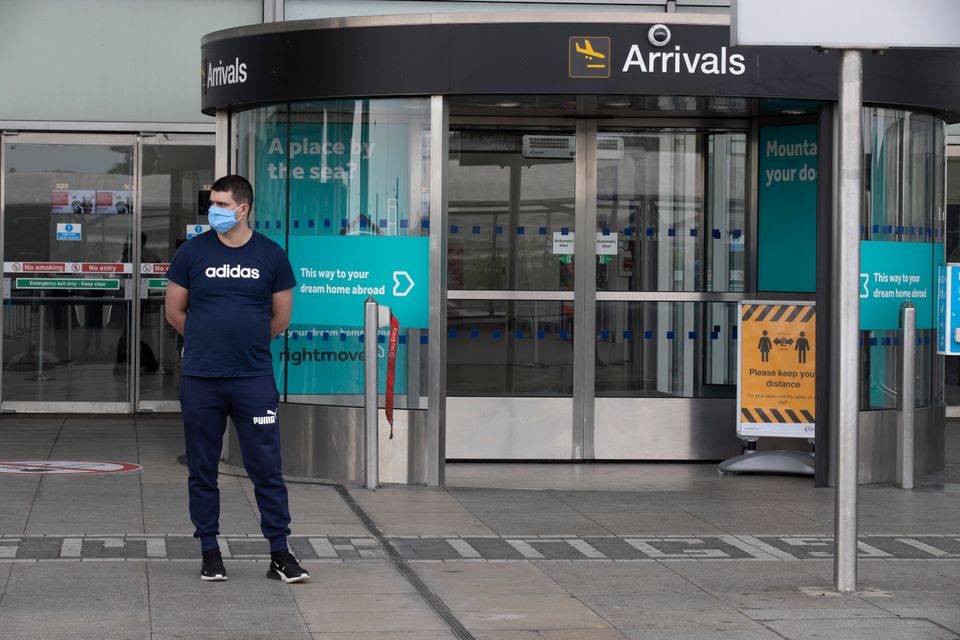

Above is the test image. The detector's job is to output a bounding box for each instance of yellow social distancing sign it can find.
[738,301,816,438]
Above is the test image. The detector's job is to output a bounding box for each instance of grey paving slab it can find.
[300,610,451,634]
[871,608,960,634]
[416,561,571,595]
[472,630,629,640]
[619,631,783,640]
[653,501,827,534]
[455,608,617,633]
[536,560,709,596]
[289,561,418,594]
[763,617,959,640]
[574,512,727,536]
[286,484,363,524]
[586,602,765,633]
[309,633,456,640]
[0,565,148,637]
[0,562,11,596]
[151,635,310,640]
[463,512,612,536]
[372,518,496,537]
[147,561,309,636]
[0,633,149,640]
[661,561,883,613]
[3,560,147,590]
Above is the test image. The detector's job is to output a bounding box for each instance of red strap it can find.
[385,314,400,437]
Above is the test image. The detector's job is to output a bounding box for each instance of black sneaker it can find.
[200,549,227,581]
[267,549,310,583]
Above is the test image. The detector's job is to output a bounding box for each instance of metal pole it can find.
[835,48,862,594]
[65,304,74,364]
[32,292,49,381]
[364,296,379,490]
[898,302,915,490]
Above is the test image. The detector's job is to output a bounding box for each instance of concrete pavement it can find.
[0,415,957,639]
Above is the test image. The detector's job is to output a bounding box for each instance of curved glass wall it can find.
[861,108,946,411]
[237,98,432,408]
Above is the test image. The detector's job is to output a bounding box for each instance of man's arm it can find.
[271,288,293,338]
[165,281,189,336]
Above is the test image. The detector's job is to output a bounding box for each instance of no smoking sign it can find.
[0,460,142,475]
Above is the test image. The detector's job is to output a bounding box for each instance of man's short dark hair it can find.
[211,175,254,207]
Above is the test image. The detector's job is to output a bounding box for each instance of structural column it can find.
[835,49,863,594]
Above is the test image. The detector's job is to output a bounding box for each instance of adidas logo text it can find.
[205,264,260,279]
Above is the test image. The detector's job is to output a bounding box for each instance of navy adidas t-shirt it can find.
[166,230,296,378]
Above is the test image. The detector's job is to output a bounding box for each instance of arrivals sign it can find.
[738,301,816,439]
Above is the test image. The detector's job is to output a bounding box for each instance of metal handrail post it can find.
[898,302,915,490]
[364,296,379,490]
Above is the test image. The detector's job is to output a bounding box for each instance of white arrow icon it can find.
[393,271,415,297]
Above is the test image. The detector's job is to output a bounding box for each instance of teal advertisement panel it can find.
[272,327,408,395]
[938,263,960,355]
[255,121,410,237]
[758,125,818,292]
[859,241,935,330]
[289,235,429,328]
[255,114,427,396]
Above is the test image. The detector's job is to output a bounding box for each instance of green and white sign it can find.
[758,125,818,292]
[146,278,167,290]
[859,241,935,330]
[16,278,119,291]
[290,235,429,328]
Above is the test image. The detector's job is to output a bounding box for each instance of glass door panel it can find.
[448,130,576,292]
[446,126,576,459]
[2,136,135,410]
[137,139,215,410]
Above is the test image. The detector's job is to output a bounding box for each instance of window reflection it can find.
[596,130,746,293]
[595,301,737,398]
[238,99,431,407]
[861,108,945,410]
[448,130,575,291]
[447,300,573,396]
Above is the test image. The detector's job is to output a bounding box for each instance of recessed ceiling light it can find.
[782,108,808,115]
[604,100,632,108]
[495,101,521,108]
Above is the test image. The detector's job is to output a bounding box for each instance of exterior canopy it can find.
[201,15,960,119]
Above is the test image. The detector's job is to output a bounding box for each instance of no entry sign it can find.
[0,460,142,475]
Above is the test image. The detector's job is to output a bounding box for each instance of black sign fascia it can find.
[200,22,960,120]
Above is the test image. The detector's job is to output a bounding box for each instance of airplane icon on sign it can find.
[575,39,606,63]
[569,37,611,78]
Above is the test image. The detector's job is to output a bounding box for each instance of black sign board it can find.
[201,21,960,120]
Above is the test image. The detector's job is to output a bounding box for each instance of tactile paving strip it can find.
[2,534,958,562]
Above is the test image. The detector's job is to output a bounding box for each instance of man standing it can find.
[165,175,309,583]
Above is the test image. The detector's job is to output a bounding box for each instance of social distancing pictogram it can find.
[738,302,816,438]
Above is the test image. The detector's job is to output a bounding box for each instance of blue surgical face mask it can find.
[208,205,242,233]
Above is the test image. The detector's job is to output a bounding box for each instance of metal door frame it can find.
[0,132,139,413]
[136,133,215,413]
[445,115,754,460]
